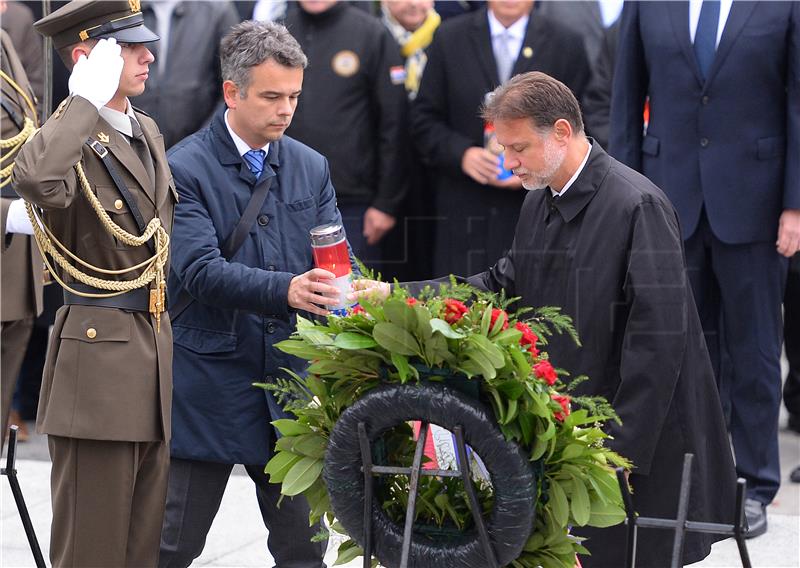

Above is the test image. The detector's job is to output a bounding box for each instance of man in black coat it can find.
[357,72,737,567]
[411,0,592,276]
[283,0,408,270]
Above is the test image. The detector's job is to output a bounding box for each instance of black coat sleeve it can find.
[606,199,688,475]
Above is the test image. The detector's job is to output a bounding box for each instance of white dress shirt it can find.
[552,140,592,198]
[487,10,529,67]
[99,101,138,140]
[224,110,270,158]
[689,0,733,47]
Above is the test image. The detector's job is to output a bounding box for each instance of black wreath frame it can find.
[323,383,537,568]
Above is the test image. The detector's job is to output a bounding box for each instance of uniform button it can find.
[114,199,124,210]
[700,137,709,148]
[266,322,276,333]
[257,215,269,227]
[86,327,97,339]
[701,95,709,105]
[267,264,276,271]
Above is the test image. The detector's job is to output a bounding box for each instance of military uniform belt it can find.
[63,283,150,312]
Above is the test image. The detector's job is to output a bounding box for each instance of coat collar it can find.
[93,114,156,206]
[668,1,704,87]
[668,1,758,91]
[549,139,610,223]
[210,109,281,186]
[702,1,758,89]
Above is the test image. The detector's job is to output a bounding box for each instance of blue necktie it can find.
[694,0,720,80]
[243,149,266,179]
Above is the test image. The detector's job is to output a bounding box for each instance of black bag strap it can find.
[0,98,24,131]
[169,176,273,322]
[85,138,149,234]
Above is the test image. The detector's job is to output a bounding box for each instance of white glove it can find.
[5,199,35,235]
[68,38,124,110]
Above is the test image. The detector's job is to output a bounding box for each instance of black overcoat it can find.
[411,7,591,276]
[413,144,738,566]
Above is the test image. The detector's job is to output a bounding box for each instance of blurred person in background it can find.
[283,0,408,274]
[1,4,44,448]
[610,0,800,538]
[380,0,439,280]
[411,0,591,276]
[136,0,239,148]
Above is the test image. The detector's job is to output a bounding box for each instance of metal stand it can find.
[357,421,499,568]
[617,453,751,568]
[2,426,46,568]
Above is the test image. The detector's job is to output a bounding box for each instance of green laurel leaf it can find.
[333,332,378,350]
[372,322,420,356]
[281,456,324,496]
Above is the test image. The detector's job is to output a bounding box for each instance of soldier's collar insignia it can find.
[97,132,110,144]
[129,0,142,13]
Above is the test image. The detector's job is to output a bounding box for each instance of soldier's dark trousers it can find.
[0,316,34,451]
[48,436,169,567]
[158,457,326,568]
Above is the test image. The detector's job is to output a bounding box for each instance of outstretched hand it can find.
[348,278,390,304]
[288,268,342,316]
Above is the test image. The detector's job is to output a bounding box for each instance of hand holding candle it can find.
[310,223,356,316]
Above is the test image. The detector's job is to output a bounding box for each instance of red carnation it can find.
[490,308,509,330]
[443,298,468,324]
[406,297,418,306]
[351,305,366,315]
[515,322,539,356]
[552,394,571,422]
[534,360,557,386]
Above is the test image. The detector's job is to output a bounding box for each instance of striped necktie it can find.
[243,149,266,179]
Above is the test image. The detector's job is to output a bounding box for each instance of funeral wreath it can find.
[259,280,630,568]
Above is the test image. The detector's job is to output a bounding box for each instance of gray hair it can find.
[220,20,307,95]
[481,72,584,135]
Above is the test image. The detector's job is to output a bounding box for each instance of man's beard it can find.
[515,138,566,191]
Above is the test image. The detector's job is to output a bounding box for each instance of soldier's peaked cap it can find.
[34,0,158,50]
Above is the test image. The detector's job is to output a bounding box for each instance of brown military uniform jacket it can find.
[1,30,44,323]
[13,94,177,442]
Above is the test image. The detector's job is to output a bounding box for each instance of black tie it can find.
[546,193,560,225]
[130,116,155,186]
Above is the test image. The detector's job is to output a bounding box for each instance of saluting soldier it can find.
[1,26,44,450]
[12,1,176,566]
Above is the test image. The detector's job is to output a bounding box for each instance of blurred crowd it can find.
[2,0,799,542]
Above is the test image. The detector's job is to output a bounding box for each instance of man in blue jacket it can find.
[159,20,347,567]
[609,1,800,538]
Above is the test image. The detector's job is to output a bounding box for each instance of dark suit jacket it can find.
[411,7,592,275]
[13,95,177,442]
[408,143,737,566]
[609,1,800,244]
